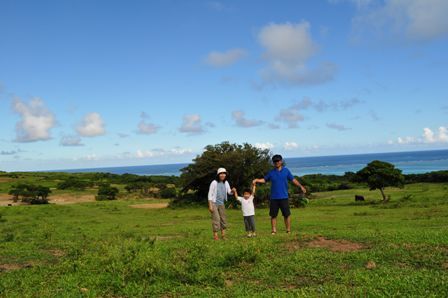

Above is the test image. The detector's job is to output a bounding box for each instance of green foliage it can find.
[57,177,93,190]
[8,183,51,204]
[180,142,271,201]
[290,194,309,208]
[96,183,119,201]
[160,187,177,199]
[404,170,448,183]
[356,160,405,201]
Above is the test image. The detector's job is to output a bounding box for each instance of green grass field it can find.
[1,183,447,297]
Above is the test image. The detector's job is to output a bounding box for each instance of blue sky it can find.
[1,0,447,171]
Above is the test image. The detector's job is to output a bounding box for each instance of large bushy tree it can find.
[180,142,271,201]
[9,184,51,204]
[356,160,404,202]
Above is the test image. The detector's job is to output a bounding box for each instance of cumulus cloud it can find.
[352,0,448,42]
[179,114,205,135]
[326,123,352,131]
[291,97,362,112]
[275,109,304,128]
[136,147,193,158]
[205,48,247,67]
[76,112,105,137]
[137,113,160,135]
[232,110,263,127]
[284,142,299,150]
[257,21,337,86]
[60,135,84,147]
[255,142,274,150]
[392,126,448,145]
[12,97,56,142]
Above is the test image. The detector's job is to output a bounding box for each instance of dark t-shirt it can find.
[264,167,294,199]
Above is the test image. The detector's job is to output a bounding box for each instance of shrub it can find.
[96,184,119,201]
[160,187,177,199]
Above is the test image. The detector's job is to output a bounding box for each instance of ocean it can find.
[56,149,448,176]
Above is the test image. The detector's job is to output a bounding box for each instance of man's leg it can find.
[269,200,280,234]
[284,216,291,233]
[271,217,277,233]
[280,199,292,233]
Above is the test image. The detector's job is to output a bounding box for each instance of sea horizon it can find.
[35,148,448,177]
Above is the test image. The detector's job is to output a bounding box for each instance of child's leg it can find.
[249,215,256,233]
[244,216,251,233]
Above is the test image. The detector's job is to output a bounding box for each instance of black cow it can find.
[355,195,365,201]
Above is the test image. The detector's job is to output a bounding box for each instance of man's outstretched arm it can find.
[292,178,307,194]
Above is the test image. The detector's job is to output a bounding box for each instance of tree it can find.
[356,160,404,202]
[96,183,119,201]
[8,184,51,204]
[180,142,271,201]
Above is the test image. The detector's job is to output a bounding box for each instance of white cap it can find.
[217,168,227,175]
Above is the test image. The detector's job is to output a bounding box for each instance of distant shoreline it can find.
[12,148,446,176]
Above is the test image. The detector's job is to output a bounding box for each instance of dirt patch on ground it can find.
[287,235,366,252]
[48,194,95,205]
[307,236,365,252]
[0,263,33,272]
[129,203,169,209]
[0,193,96,206]
[47,249,65,257]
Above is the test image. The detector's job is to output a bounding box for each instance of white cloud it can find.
[328,0,373,8]
[232,110,263,127]
[397,136,417,144]
[136,147,193,158]
[292,97,362,112]
[255,142,274,150]
[137,113,160,135]
[284,142,299,150]
[258,21,337,86]
[76,112,105,137]
[205,48,247,67]
[275,109,304,128]
[423,126,448,143]
[393,126,448,145]
[326,123,352,131]
[352,0,448,42]
[179,114,205,135]
[60,135,84,147]
[12,97,56,142]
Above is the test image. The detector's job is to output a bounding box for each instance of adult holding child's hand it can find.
[253,154,306,235]
[208,168,234,240]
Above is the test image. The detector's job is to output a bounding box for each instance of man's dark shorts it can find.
[269,199,291,218]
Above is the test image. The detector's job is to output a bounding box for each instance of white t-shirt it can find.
[237,195,255,216]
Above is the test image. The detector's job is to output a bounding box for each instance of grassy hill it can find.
[1,183,447,297]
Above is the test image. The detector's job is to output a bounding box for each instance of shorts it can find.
[269,199,290,218]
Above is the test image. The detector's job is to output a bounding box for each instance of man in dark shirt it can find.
[253,154,306,234]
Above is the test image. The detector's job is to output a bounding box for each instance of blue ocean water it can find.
[57,149,448,176]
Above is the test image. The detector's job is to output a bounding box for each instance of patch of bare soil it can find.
[0,263,33,272]
[129,203,169,209]
[47,249,65,257]
[48,194,95,205]
[307,236,365,252]
[287,235,366,252]
[0,193,95,206]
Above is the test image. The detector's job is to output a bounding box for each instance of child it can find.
[232,184,256,237]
